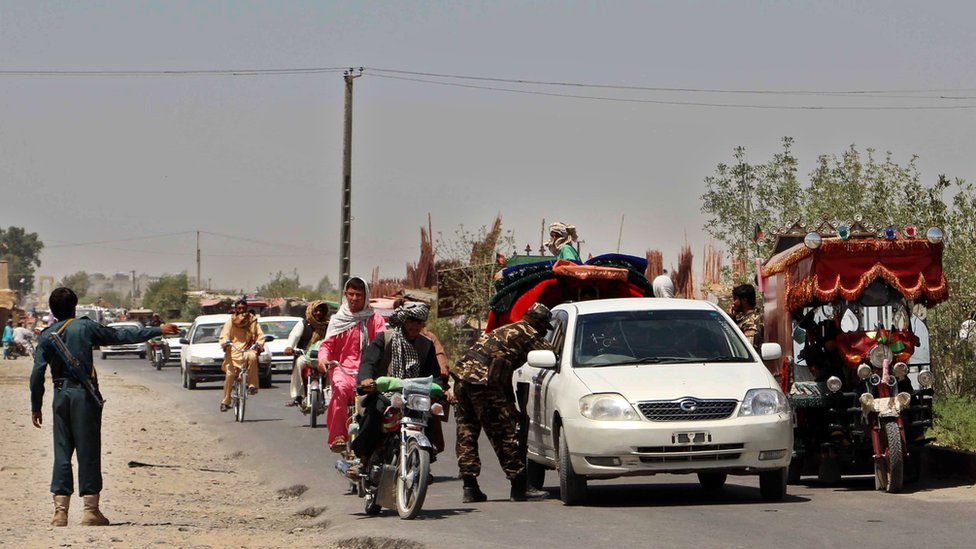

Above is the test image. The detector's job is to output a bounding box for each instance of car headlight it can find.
[579,393,640,421]
[188,356,209,364]
[738,389,789,416]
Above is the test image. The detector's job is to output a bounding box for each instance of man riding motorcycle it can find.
[286,300,331,410]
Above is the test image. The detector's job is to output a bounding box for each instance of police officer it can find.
[452,302,553,502]
[30,287,179,526]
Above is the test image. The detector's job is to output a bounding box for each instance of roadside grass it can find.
[932,395,976,452]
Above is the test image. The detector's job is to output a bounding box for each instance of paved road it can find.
[108,356,974,549]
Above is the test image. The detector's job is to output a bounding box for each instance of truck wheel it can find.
[883,420,904,493]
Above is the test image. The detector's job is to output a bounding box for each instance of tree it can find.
[58,271,90,299]
[701,140,976,395]
[257,271,317,300]
[142,274,189,317]
[0,226,44,300]
[435,217,514,329]
[316,274,339,301]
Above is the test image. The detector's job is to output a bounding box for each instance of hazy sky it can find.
[2,1,975,293]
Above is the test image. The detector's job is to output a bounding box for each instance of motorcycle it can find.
[148,338,167,370]
[341,375,444,520]
[8,340,33,359]
[294,348,329,428]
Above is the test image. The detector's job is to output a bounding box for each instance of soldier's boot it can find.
[80,494,110,526]
[461,475,488,503]
[510,472,548,502]
[51,495,69,527]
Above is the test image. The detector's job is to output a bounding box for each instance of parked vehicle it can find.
[761,223,946,492]
[164,322,192,363]
[179,314,273,390]
[101,321,147,359]
[516,297,791,505]
[350,376,445,519]
[258,316,303,376]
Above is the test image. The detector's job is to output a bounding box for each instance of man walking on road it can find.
[2,319,13,359]
[452,302,553,503]
[30,287,179,526]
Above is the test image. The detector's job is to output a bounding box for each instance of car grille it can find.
[636,443,744,454]
[639,452,742,464]
[636,399,738,421]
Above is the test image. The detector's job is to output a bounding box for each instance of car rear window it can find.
[573,309,754,367]
[260,320,298,339]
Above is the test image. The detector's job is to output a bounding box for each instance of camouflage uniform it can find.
[734,308,763,351]
[453,318,551,480]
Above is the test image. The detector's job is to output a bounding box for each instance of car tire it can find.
[558,426,586,505]
[185,368,197,390]
[181,366,188,389]
[759,468,787,501]
[139,352,146,360]
[260,370,272,389]
[100,352,107,360]
[697,472,727,493]
[526,457,546,490]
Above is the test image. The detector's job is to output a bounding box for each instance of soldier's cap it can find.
[523,302,552,326]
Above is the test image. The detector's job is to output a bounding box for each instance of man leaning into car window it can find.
[451,302,554,504]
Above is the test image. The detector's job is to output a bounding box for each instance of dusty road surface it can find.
[0,357,367,549]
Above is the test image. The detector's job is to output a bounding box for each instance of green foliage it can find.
[0,226,44,300]
[315,275,339,301]
[425,316,459,367]
[180,298,203,322]
[701,140,976,396]
[435,223,515,328]
[143,274,189,316]
[79,290,123,308]
[58,271,90,299]
[931,395,976,452]
[257,271,318,300]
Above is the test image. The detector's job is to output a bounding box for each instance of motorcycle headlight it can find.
[857,364,873,380]
[738,389,789,417]
[579,393,640,421]
[918,369,934,388]
[406,394,431,412]
[868,345,893,368]
[390,393,404,409]
[893,362,909,380]
[826,376,843,393]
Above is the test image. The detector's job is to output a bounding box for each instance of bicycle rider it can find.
[219,299,266,412]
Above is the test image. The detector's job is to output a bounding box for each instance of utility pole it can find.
[196,231,201,291]
[616,214,625,253]
[340,68,363,289]
[130,270,136,308]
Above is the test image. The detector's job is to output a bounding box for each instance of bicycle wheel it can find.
[235,374,246,422]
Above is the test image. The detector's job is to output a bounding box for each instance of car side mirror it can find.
[179,338,189,345]
[761,343,782,361]
[527,349,557,369]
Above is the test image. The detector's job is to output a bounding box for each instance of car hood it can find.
[185,343,225,360]
[572,362,776,401]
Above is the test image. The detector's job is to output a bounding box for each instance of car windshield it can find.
[191,324,223,344]
[260,320,298,339]
[573,309,754,367]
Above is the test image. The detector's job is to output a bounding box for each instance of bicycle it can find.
[226,337,274,422]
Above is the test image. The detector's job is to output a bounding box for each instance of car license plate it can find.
[673,432,711,444]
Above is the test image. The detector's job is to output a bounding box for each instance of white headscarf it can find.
[652,274,675,298]
[324,277,376,350]
[547,222,578,255]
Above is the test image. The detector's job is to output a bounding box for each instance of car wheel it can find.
[100,352,107,360]
[558,426,586,505]
[185,368,197,390]
[259,370,272,389]
[759,468,787,501]
[697,472,727,493]
[181,365,188,389]
[139,352,146,360]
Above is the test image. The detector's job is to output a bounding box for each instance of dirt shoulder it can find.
[0,357,328,549]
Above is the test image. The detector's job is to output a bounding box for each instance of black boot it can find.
[461,475,487,503]
[510,472,548,501]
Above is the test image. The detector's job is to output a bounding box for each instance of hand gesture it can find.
[160,323,180,336]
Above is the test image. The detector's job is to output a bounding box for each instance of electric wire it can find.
[0,67,349,77]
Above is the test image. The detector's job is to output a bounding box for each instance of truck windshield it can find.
[573,309,754,367]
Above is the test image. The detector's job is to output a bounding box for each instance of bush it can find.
[931,395,976,452]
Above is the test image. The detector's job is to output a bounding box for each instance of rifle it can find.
[49,332,105,408]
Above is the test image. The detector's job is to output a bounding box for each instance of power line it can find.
[47,232,196,248]
[199,231,333,254]
[367,67,976,96]
[368,73,976,111]
[0,67,348,77]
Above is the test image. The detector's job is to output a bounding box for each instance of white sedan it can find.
[515,297,791,505]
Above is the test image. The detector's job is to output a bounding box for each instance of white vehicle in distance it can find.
[515,298,791,505]
[101,321,147,359]
[257,316,303,375]
[179,314,273,390]
[164,322,193,363]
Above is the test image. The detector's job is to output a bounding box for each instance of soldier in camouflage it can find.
[731,284,763,352]
[452,302,553,503]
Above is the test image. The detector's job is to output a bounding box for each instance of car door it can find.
[526,310,567,463]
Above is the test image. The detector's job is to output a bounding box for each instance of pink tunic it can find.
[317,314,386,374]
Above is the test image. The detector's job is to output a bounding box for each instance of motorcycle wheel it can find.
[309,390,320,428]
[154,351,163,370]
[875,420,904,493]
[395,439,430,520]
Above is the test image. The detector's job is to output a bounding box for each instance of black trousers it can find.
[51,380,103,496]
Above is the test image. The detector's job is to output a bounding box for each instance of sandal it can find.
[330,437,347,454]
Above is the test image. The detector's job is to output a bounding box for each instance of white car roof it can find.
[192,314,231,326]
[557,297,720,315]
[108,321,142,328]
[258,316,302,323]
